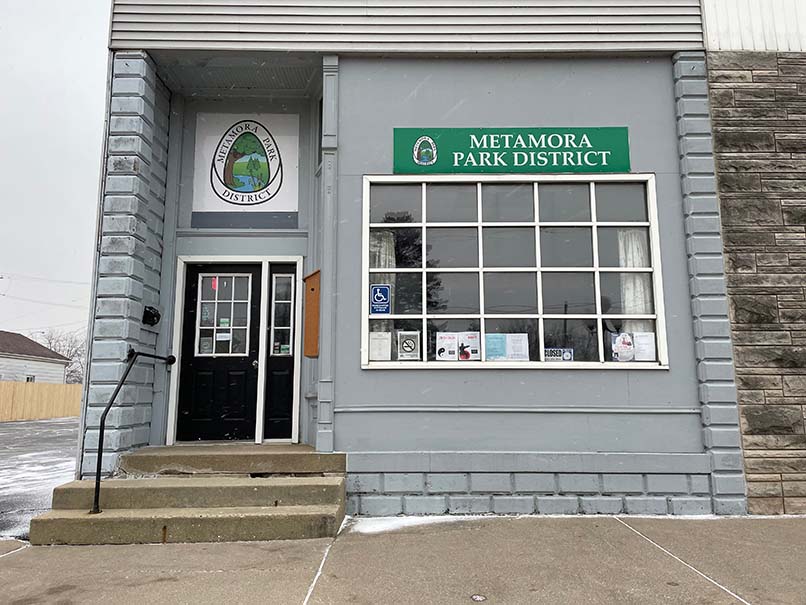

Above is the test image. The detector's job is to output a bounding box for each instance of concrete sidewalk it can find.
[1,516,804,604]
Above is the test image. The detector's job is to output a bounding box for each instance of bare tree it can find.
[31,329,87,384]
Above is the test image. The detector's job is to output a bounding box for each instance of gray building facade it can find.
[77,1,747,515]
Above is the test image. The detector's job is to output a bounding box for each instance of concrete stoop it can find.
[30,445,346,546]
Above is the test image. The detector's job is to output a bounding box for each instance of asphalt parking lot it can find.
[0,417,77,539]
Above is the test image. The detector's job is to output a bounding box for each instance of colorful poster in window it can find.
[484,334,507,361]
[193,113,299,213]
[458,332,481,361]
[611,333,635,362]
[436,333,459,361]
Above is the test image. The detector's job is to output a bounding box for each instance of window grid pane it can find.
[366,179,661,366]
[197,273,251,357]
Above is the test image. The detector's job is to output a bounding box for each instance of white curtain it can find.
[617,228,653,333]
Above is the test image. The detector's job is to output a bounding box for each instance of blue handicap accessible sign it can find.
[370,284,391,314]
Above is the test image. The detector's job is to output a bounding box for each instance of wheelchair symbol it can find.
[370,284,391,314]
[373,289,388,303]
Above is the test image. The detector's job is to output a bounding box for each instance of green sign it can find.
[394,127,630,174]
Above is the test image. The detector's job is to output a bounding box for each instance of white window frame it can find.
[269,273,295,357]
[194,272,253,358]
[361,173,669,370]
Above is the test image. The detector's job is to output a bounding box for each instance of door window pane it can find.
[427,273,480,314]
[427,319,481,361]
[234,277,249,300]
[201,277,216,301]
[544,319,599,362]
[484,319,540,361]
[482,184,534,222]
[370,184,421,223]
[370,273,422,314]
[542,273,596,314]
[200,303,215,327]
[598,227,651,267]
[595,183,647,222]
[483,228,536,267]
[232,303,248,327]
[274,276,293,301]
[215,330,231,354]
[426,184,477,222]
[272,329,291,355]
[217,276,233,301]
[370,228,422,269]
[274,302,292,327]
[484,272,538,314]
[216,303,232,328]
[539,184,590,222]
[426,228,478,268]
[600,273,654,315]
[199,329,214,355]
[231,329,247,354]
[540,228,593,267]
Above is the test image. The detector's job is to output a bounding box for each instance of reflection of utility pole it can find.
[563,301,568,340]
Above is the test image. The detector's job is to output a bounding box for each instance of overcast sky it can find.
[0,0,111,336]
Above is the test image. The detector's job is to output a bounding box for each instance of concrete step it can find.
[119,444,346,476]
[29,504,344,545]
[52,476,345,510]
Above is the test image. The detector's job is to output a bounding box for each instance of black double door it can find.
[176,263,296,442]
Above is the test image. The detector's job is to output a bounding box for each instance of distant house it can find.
[0,331,69,384]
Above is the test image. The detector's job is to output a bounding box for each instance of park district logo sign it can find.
[211,120,283,205]
[394,127,630,174]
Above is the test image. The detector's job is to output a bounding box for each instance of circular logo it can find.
[210,120,283,205]
[412,135,437,166]
[401,338,417,353]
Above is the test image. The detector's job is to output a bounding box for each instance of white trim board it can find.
[166,255,303,446]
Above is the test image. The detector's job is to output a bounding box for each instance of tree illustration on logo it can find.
[224,132,269,191]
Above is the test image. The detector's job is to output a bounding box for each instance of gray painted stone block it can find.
[536,496,579,515]
[426,473,468,493]
[704,427,742,448]
[345,496,360,515]
[492,496,535,515]
[558,474,600,494]
[470,473,512,493]
[513,473,555,493]
[646,474,689,494]
[669,497,712,516]
[346,473,382,494]
[580,497,624,515]
[384,473,425,493]
[712,474,746,496]
[361,495,403,516]
[602,474,644,494]
[713,497,747,516]
[690,475,711,495]
[403,496,447,515]
[449,496,491,514]
[624,497,669,515]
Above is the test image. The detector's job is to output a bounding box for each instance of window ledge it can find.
[362,362,669,370]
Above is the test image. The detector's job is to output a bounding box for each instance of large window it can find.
[361,175,668,368]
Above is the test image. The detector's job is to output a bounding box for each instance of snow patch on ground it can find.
[349,515,484,535]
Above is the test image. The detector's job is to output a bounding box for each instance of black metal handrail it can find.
[90,348,176,514]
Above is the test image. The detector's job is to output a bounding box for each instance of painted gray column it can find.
[315,55,339,452]
[81,51,171,475]
[673,51,747,514]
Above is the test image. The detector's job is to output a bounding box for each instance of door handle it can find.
[252,360,259,369]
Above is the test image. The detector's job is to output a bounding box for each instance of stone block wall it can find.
[347,472,715,516]
[81,52,171,476]
[708,51,806,514]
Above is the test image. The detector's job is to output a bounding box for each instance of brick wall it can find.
[709,51,806,514]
